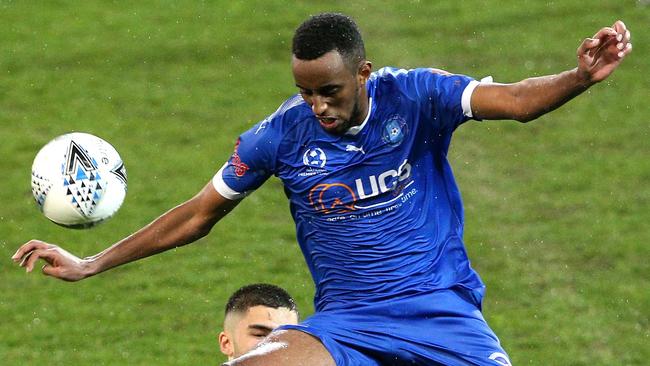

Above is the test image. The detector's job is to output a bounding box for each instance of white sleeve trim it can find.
[212,163,248,200]
[461,80,480,118]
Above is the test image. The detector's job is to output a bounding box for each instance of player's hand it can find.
[12,240,92,282]
[577,20,632,83]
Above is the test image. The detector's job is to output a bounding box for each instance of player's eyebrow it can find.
[248,324,274,332]
[295,83,342,94]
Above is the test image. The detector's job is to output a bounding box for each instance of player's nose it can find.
[311,96,328,116]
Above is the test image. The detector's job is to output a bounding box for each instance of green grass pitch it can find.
[1,1,648,364]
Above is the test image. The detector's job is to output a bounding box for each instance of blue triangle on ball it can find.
[76,166,88,180]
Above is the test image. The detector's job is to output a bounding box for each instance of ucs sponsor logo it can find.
[309,160,412,213]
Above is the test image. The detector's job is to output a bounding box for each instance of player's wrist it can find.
[80,257,101,278]
[573,67,596,88]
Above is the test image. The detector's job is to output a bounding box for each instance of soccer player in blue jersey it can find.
[14,13,632,366]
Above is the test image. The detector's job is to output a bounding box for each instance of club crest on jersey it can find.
[230,138,249,177]
[381,115,408,146]
[303,147,327,168]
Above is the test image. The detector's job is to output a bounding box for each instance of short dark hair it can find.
[292,13,365,70]
[225,283,298,317]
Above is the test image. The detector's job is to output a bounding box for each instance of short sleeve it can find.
[411,68,477,132]
[212,118,279,200]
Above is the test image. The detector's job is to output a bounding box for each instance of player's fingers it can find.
[42,264,61,278]
[616,30,631,50]
[612,21,631,51]
[22,249,46,272]
[18,250,34,268]
[613,20,627,36]
[12,240,50,262]
[592,27,616,41]
[24,248,58,273]
[613,25,632,60]
[578,37,600,55]
[618,43,633,59]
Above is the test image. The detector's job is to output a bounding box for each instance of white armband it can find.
[462,76,494,119]
[212,163,248,200]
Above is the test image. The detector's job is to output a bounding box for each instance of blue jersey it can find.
[214,67,484,312]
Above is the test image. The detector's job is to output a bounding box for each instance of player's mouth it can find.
[317,117,340,129]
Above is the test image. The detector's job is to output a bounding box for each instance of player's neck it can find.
[352,88,370,127]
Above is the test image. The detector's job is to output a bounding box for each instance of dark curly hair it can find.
[292,13,366,71]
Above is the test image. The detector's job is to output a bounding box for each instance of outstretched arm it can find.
[471,20,632,122]
[12,182,239,281]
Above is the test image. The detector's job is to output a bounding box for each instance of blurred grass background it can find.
[1,0,648,364]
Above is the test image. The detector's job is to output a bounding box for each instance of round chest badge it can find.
[303,147,327,168]
[382,115,408,146]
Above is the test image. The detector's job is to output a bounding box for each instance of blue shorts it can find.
[278,287,511,366]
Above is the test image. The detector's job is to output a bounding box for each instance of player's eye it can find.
[320,87,339,96]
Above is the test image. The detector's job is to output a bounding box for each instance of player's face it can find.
[218,305,299,360]
[292,50,371,135]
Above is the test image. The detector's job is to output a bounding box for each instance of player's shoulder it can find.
[252,94,312,135]
[371,66,474,97]
[235,95,312,165]
[371,66,407,82]
[242,94,310,137]
[372,66,453,83]
[270,94,312,126]
[370,67,443,99]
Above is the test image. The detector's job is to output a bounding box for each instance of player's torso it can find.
[225,68,484,309]
[276,92,434,222]
[272,88,475,309]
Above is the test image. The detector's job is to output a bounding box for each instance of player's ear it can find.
[219,331,234,358]
[357,61,372,85]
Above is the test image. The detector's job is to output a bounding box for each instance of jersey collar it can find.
[345,97,373,136]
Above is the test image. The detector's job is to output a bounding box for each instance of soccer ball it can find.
[31,132,127,229]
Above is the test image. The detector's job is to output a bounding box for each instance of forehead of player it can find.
[291,50,356,95]
[226,305,299,335]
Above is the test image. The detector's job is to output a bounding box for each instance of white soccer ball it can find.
[31,132,127,229]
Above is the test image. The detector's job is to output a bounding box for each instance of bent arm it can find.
[85,182,239,275]
[470,69,591,122]
[471,20,631,122]
[13,182,240,280]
